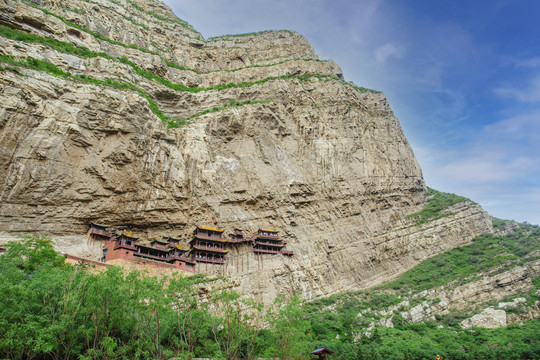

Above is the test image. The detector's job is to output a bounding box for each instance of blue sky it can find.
[163,0,540,225]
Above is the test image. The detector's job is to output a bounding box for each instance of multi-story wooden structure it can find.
[94,223,293,273]
[228,228,253,245]
[252,228,293,255]
[189,225,229,264]
[89,223,112,240]
[102,233,195,271]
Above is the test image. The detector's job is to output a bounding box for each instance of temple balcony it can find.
[256,233,280,240]
[90,228,111,238]
[281,250,294,256]
[114,240,137,251]
[255,240,285,247]
[169,254,191,262]
[228,238,252,244]
[195,257,225,264]
[253,248,281,254]
[194,233,227,242]
[193,245,228,254]
[133,252,168,261]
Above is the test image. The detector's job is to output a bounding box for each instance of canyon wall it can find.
[0,0,492,303]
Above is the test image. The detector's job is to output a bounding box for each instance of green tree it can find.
[265,293,313,360]
[210,290,262,359]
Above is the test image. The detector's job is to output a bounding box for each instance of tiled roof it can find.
[197,225,224,232]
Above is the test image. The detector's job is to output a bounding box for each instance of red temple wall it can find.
[104,241,136,262]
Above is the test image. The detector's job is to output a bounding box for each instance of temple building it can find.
[89,222,112,241]
[189,225,229,264]
[310,347,334,360]
[253,228,294,256]
[228,228,253,246]
[93,223,293,272]
[102,232,195,271]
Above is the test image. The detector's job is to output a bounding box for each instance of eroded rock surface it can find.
[0,0,493,303]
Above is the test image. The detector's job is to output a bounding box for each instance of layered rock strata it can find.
[0,0,492,303]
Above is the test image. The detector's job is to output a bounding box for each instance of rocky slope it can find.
[0,0,493,303]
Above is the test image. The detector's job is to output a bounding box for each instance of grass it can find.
[407,187,471,225]
[0,25,199,90]
[208,58,327,73]
[125,0,198,34]
[167,99,273,128]
[380,221,540,293]
[6,5,382,94]
[208,29,296,40]
[0,25,106,59]
[302,219,540,354]
[30,3,161,56]
[0,54,169,121]
[0,25,381,97]
[77,0,151,31]
[0,54,274,128]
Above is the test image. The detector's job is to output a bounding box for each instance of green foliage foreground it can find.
[1,228,539,359]
[0,235,312,360]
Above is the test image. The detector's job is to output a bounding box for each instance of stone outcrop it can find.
[358,258,540,328]
[460,308,508,329]
[0,0,493,303]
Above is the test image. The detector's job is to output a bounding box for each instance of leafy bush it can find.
[1,232,539,359]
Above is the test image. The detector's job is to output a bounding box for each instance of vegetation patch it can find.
[208,29,296,40]
[0,54,170,123]
[0,222,539,359]
[0,25,381,99]
[13,0,385,98]
[168,99,273,128]
[209,57,327,73]
[125,0,198,33]
[0,53,276,128]
[407,187,471,225]
[381,221,539,293]
[0,235,313,360]
[299,221,540,359]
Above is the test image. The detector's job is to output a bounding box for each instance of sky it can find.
[162,0,540,225]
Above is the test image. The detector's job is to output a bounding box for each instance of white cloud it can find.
[516,56,540,68]
[484,112,540,141]
[421,149,540,224]
[374,43,403,63]
[438,155,536,184]
[494,76,540,103]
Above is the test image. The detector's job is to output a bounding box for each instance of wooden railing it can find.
[169,254,192,262]
[134,252,168,261]
[194,233,226,242]
[255,240,285,247]
[114,240,137,251]
[90,228,111,238]
[228,238,252,244]
[194,245,227,253]
[253,248,281,254]
[195,257,224,264]
[257,233,279,239]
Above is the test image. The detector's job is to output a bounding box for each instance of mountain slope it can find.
[0,0,492,303]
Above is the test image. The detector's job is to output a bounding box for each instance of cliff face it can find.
[0,0,492,303]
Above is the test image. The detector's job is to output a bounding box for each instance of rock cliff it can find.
[0,0,493,303]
